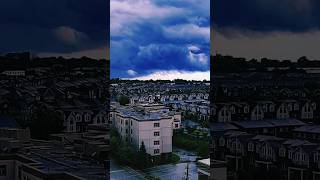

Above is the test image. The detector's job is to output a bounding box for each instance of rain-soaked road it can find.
[110,148,200,180]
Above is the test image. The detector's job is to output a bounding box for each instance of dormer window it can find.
[277,104,289,119]
[251,106,264,120]
[302,102,314,119]
[76,114,81,121]
[85,114,91,121]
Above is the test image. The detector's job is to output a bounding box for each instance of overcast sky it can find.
[212,0,320,61]
[0,0,109,59]
[110,0,210,80]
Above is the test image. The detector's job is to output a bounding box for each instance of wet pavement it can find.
[144,162,198,180]
[173,148,199,162]
[110,148,199,180]
[110,160,144,180]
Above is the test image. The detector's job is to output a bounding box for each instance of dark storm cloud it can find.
[212,0,320,32]
[0,0,109,55]
[110,0,210,78]
[212,0,320,60]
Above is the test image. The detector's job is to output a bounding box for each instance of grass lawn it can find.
[173,132,209,157]
[171,153,180,164]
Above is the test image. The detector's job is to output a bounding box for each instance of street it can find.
[110,149,199,180]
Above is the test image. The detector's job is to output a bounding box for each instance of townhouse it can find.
[212,99,317,123]
[212,131,320,180]
[0,126,108,180]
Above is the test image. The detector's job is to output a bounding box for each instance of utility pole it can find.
[183,163,189,180]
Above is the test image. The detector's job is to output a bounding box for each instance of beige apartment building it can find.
[110,102,181,156]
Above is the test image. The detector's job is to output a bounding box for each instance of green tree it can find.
[118,145,135,164]
[201,119,210,128]
[110,136,119,152]
[138,141,149,168]
[118,95,130,105]
[30,108,63,140]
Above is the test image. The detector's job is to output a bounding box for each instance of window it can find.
[270,104,274,112]
[0,165,6,176]
[244,106,249,113]
[154,132,160,136]
[76,115,81,121]
[85,114,91,121]
[154,123,160,127]
[237,142,241,151]
[125,120,128,125]
[131,129,133,134]
[256,144,260,153]
[154,141,160,145]
[314,153,320,162]
[154,149,160,154]
[301,153,306,161]
[288,151,293,159]
[231,106,235,113]
[268,147,272,156]
[175,124,178,128]
[131,120,133,126]
[219,138,225,146]
[263,128,268,133]
[248,143,254,152]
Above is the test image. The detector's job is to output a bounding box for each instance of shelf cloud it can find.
[111,0,210,79]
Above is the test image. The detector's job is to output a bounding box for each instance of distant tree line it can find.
[0,52,108,72]
[110,78,209,84]
[211,54,320,73]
